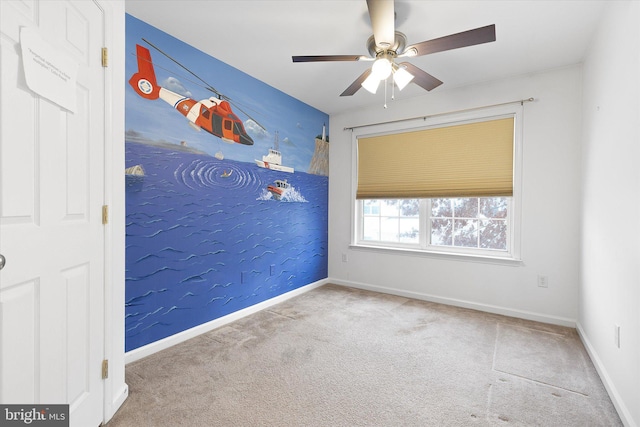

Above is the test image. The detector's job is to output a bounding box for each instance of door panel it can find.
[0,33,38,224]
[0,1,105,426]
[65,263,91,409]
[0,281,38,403]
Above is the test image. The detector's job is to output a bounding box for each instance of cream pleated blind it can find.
[356,117,514,199]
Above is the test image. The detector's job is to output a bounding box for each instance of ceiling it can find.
[125,0,606,116]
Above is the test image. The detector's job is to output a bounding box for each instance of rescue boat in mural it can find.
[267,179,290,200]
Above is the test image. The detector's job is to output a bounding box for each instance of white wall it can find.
[329,65,583,325]
[579,2,639,426]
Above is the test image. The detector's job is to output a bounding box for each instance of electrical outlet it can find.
[342,253,348,263]
[614,324,621,348]
[537,275,548,288]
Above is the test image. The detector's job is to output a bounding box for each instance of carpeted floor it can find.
[107,284,622,426]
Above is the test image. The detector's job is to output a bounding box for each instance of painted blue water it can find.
[125,141,328,351]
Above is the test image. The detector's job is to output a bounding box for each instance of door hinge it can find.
[101,359,109,379]
[101,47,108,67]
[102,205,109,225]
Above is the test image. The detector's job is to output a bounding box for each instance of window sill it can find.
[349,243,523,266]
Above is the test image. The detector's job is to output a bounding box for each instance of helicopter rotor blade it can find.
[131,52,215,95]
[225,97,267,132]
[142,38,221,96]
[213,93,266,132]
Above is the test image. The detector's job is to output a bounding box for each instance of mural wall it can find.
[125,15,329,352]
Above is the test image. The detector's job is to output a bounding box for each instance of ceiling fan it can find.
[292,0,496,97]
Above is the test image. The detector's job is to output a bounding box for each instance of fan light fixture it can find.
[292,0,497,101]
[361,57,414,94]
[361,73,381,94]
[392,64,414,90]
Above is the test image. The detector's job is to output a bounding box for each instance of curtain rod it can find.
[343,97,535,131]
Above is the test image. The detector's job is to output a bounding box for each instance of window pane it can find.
[399,218,419,243]
[398,199,420,217]
[431,218,452,246]
[480,219,507,249]
[453,219,478,247]
[480,197,508,219]
[380,200,399,216]
[363,217,380,240]
[428,198,508,252]
[431,198,452,217]
[380,217,399,241]
[453,198,478,218]
[363,199,380,216]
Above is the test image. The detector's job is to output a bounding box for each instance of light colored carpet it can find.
[107,284,621,426]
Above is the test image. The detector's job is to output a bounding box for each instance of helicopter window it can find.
[224,120,232,131]
[233,123,243,135]
[201,109,210,119]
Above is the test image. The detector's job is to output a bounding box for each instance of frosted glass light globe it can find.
[393,66,414,90]
[371,57,392,80]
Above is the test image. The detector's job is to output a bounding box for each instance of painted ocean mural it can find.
[125,14,329,351]
[125,142,327,351]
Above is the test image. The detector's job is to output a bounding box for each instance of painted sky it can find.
[125,14,329,172]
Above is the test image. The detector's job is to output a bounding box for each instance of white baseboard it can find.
[125,279,329,364]
[329,278,576,327]
[576,322,635,427]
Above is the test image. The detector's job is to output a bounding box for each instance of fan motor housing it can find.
[367,31,407,58]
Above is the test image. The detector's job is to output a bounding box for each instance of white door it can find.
[0,1,105,426]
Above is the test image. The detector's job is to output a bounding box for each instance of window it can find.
[352,106,522,260]
[358,197,511,256]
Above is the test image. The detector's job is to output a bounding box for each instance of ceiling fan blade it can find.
[292,55,366,63]
[404,24,496,57]
[366,0,395,49]
[340,68,373,96]
[399,62,443,91]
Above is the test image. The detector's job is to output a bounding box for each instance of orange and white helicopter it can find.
[129,39,260,146]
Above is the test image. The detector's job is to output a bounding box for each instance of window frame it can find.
[350,104,523,262]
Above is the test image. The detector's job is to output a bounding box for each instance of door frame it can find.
[96,0,127,423]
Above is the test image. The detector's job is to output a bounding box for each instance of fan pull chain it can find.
[391,76,396,101]
[383,77,388,109]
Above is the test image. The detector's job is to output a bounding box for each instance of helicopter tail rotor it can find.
[129,45,161,100]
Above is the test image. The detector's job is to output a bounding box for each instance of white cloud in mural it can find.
[245,119,269,140]
[161,77,192,97]
[281,136,295,147]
